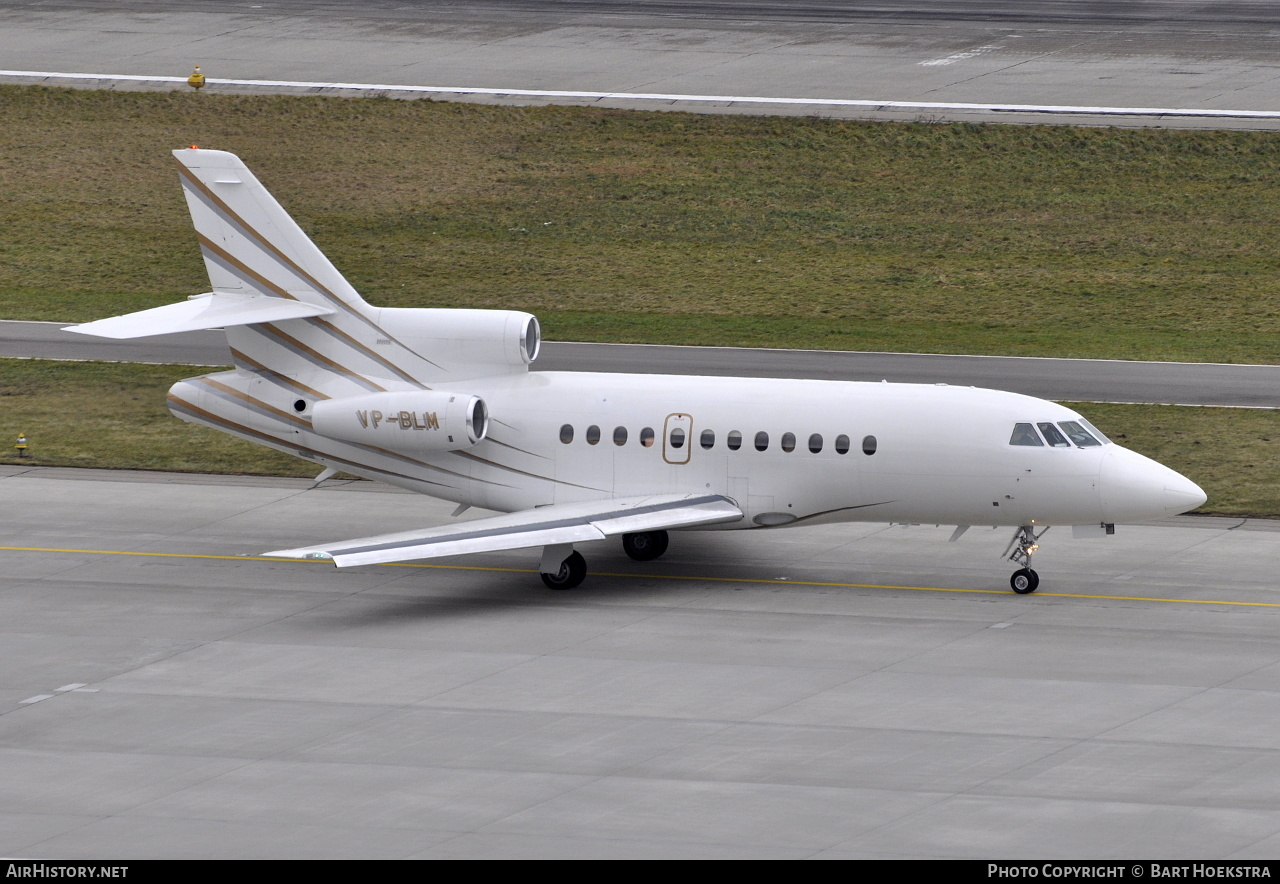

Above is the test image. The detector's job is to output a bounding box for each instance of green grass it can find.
[3,87,1278,513]
[2,359,1275,517]
[0,360,311,476]
[4,86,1280,361]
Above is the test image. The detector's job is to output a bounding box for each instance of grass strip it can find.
[3,86,1280,363]
[1,359,1274,517]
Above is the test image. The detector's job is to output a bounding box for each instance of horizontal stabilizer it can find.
[264,493,743,568]
[65,292,333,339]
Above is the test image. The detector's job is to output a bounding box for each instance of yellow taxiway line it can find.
[1,544,1276,608]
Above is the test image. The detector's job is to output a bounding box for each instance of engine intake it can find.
[312,391,488,452]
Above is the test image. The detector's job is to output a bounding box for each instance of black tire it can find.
[541,550,587,590]
[622,530,669,562]
[1010,568,1039,594]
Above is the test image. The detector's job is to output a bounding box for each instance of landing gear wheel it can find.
[1010,568,1039,594]
[1004,525,1046,594]
[541,550,587,590]
[622,530,669,562]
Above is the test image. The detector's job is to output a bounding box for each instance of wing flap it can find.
[264,493,742,568]
[65,292,334,339]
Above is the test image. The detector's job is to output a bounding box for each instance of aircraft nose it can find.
[1100,446,1206,522]
[1163,469,1208,515]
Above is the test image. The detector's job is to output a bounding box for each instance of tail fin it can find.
[174,148,365,312]
[68,149,538,389]
[71,149,441,389]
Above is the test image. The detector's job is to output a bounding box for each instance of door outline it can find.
[663,413,693,465]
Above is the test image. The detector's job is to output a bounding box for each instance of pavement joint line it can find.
[2,544,1276,607]
[4,70,1280,119]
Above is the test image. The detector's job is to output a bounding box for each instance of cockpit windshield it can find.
[1037,422,1071,448]
[1012,419,1111,449]
[1009,423,1044,446]
[1057,420,1102,447]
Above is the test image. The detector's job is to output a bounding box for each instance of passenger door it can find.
[663,413,693,465]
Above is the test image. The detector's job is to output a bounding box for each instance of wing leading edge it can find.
[264,493,743,568]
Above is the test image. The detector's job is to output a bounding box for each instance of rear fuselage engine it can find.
[311,391,488,452]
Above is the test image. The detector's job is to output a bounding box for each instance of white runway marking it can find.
[920,45,1005,67]
[4,69,1280,120]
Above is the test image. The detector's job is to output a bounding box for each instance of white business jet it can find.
[70,149,1206,593]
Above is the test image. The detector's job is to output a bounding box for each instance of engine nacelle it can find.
[311,391,488,452]
[374,308,539,378]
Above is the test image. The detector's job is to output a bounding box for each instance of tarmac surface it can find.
[7,319,1280,408]
[3,1,1280,127]
[4,464,1280,859]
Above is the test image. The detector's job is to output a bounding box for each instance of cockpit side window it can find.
[1078,418,1110,444]
[1037,422,1071,448]
[1058,420,1102,447]
[1010,423,1044,446]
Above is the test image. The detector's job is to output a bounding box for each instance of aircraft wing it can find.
[263,493,743,568]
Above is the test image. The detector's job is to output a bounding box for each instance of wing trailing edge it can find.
[264,493,744,567]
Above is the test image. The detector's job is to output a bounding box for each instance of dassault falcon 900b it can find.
[70,149,1206,593]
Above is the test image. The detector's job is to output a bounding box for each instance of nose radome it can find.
[1164,470,1207,515]
[1101,447,1205,522]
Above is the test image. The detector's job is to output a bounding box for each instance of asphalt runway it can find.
[3,464,1280,859]
[6,320,1280,409]
[3,1,1280,127]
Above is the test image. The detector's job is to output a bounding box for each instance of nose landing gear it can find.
[1004,525,1047,594]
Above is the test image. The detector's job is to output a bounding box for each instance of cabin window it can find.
[808,433,823,453]
[780,432,796,453]
[1037,422,1071,448]
[613,426,628,446]
[670,427,686,449]
[640,427,655,448]
[560,424,574,444]
[1010,423,1044,447]
[755,431,769,452]
[700,429,715,449]
[1058,420,1102,448]
[586,425,601,445]
[727,430,742,451]
[835,434,850,455]
[862,435,877,456]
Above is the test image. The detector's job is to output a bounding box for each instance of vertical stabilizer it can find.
[174,148,365,311]
[173,148,440,389]
[71,150,539,390]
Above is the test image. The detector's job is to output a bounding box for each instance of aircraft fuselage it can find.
[170,368,1201,532]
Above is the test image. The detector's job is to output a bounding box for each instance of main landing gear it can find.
[1004,525,1048,594]
[539,531,671,590]
[540,550,587,590]
[622,530,669,562]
